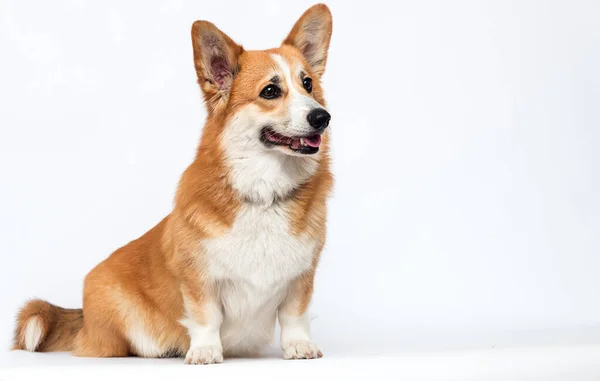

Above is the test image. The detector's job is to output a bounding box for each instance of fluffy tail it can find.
[12,299,83,352]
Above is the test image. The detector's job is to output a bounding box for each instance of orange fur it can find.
[13,4,333,361]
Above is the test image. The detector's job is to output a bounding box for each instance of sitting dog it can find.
[13,4,334,364]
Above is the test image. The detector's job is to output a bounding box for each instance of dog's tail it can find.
[12,299,83,352]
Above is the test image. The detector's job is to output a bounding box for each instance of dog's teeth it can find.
[300,138,306,146]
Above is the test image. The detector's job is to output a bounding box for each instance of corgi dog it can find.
[12,4,333,364]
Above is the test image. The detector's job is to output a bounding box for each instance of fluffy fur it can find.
[13,4,333,365]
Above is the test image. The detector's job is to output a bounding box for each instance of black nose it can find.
[307,108,331,130]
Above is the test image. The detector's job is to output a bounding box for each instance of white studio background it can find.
[1,0,599,357]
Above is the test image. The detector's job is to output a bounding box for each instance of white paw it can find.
[184,346,223,365]
[282,340,323,360]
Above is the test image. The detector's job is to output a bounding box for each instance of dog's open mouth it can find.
[260,128,322,154]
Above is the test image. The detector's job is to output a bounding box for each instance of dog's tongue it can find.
[304,135,322,148]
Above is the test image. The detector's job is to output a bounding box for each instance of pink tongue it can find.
[304,135,321,148]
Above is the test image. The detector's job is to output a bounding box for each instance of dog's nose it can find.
[307,108,331,130]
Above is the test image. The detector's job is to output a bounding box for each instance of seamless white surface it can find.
[3,345,600,381]
[1,0,599,378]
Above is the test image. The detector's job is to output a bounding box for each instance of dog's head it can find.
[191,4,332,158]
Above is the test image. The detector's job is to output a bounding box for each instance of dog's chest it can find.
[202,203,316,288]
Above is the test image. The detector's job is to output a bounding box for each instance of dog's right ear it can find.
[191,21,244,111]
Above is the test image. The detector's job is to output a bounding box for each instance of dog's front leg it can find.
[278,270,323,360]
[180,282,223,365]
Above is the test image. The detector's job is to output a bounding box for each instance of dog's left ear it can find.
[282,4,332,78]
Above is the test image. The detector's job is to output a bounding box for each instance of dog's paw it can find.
[184,346,223,365]
[282,340,323,360]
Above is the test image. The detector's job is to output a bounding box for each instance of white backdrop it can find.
[1,0,599,358]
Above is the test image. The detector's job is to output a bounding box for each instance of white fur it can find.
[282,340,322,360]
[200,202,318,356]
[23,316,43,352]
[184,346,223,365]
[120,298,166,357]
[279,313,312,345]
[126,324,165,357]
[278,312,321,358]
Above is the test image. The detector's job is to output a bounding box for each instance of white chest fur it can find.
[201,202,317,354]
[203,203,316,286]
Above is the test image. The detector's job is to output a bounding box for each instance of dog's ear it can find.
[282,4,332,78]
[191,21,244,111]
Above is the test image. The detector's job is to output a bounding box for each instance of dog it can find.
[12,4,333,364]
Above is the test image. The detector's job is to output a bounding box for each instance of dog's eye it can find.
[260,84,281,99]
[303,77,313,93]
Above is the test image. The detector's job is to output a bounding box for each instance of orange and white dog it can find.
[12,4,333,364]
